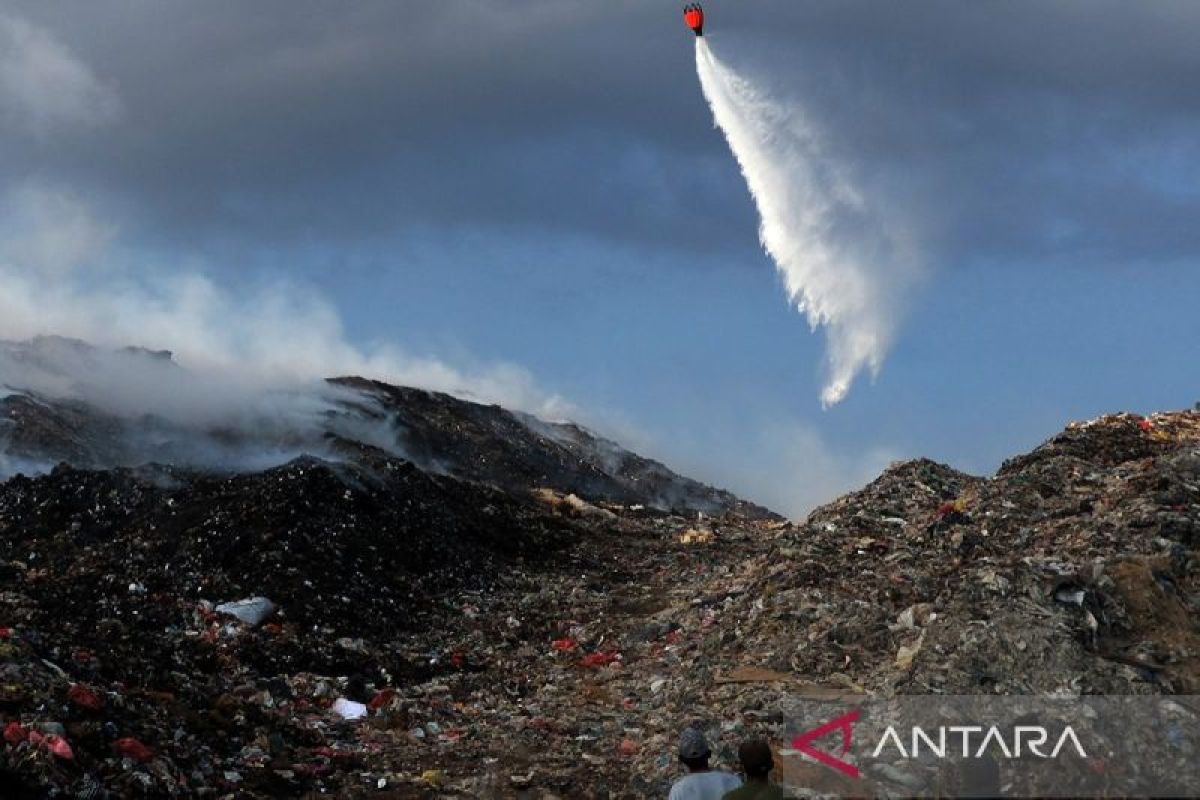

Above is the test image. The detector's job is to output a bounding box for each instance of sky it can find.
[1,1,1198,516]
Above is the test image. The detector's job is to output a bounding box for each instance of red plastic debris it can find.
[551,638,576,651]
[113,736,154,763]
[367,689,396,711]
[450,650,466,669]
[578,652,620,668]
[618,737,639,756]
[36,733,73,760]
[1138,418,1153,431]
[67,683,104,711]
[3,721,26,746]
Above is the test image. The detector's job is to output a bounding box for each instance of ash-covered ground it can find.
[1,340,1198,797]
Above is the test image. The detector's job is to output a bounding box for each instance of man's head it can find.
[738,739,774,781]
[678,727,711,771]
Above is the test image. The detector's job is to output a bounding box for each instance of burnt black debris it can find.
[329,377,774,519]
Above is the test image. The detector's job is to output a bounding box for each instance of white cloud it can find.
[0,13,120,134]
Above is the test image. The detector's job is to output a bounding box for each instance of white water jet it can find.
[696,38,919,406]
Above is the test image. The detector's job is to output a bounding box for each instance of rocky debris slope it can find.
[0,408,1197,798]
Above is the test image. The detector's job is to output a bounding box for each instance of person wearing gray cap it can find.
[668,727,741,800]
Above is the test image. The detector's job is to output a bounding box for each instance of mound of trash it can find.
[0,408,1196,797]
[1,337,773,520]
[330,377,774,518]
[773,411,1200,695]
[0,455,585,797]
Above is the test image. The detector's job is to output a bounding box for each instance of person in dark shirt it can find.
[722,739,784,800]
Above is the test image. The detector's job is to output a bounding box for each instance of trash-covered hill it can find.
[328,377,771,517]
[0,403,1197,797]
[0,337,770,518]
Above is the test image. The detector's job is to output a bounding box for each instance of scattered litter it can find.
[3,721,26,745]
[715,666,793,684]
[579,652,621,668]
[0,403,1196,795]
[332,698,368,720]
[420,769,446,788]
[112,737,154,763]
[66,683,104,711]
[214,597,277,627]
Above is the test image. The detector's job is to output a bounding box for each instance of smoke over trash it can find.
[695,37,922,406]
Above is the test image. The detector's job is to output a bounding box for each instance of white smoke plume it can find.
[0,181,571,421]
[0,180,575,477]
[695,38,921,406]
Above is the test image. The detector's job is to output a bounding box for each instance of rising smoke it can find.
[695,38,921,407]
[0,178,574,477]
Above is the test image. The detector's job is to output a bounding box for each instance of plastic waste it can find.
[67,683,104,711]
[3,721,25,745]
[214,597,277,627]
[579,652,620,668]
[113,736,154,763]
[332,697,368,720]
[28,731,74,760]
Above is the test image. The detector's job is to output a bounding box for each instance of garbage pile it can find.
[330,377,775,518]
[0,455,585,797]
[0,406,1196,797]
[0,337,773,520]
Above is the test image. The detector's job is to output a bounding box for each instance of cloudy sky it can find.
[2,1,1198,515]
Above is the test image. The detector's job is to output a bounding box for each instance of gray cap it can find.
[679,727,711,760]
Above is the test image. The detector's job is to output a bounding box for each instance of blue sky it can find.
[1,2,1198,515]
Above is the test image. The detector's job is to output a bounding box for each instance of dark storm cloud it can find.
[4,0,1200,265]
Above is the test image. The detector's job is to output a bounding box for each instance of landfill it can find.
[1,390,1198,795]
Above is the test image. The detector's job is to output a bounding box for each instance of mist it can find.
[695,38,923,407]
